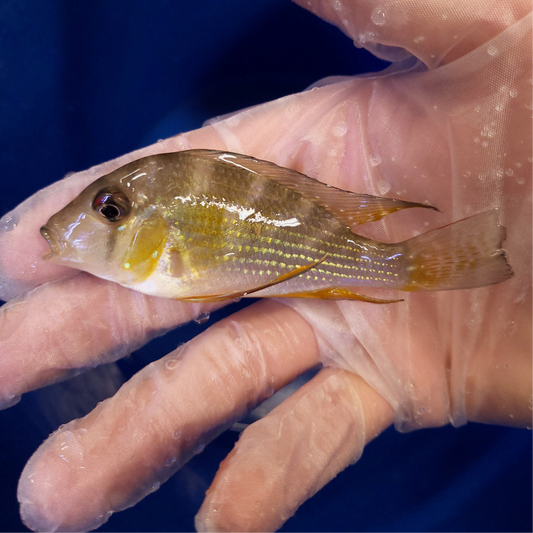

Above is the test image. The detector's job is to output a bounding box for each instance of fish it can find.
[40,150,513,303]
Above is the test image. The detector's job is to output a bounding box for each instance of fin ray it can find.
[185,150,438,226]
[273,287,403,303]
[402,210,513,291]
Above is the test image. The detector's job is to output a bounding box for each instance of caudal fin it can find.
[402,210,513,291]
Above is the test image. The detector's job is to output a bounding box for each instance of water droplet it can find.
[517,178,525,185]
[165,357,180,370]
[334,123,348,137]
[463,170,471,178]
[194,312,210,324]
[0,393,21,409]
[1,213,18,232]
[474,137,480,143]
[172,430,182,440]
[526,102,533,111]
[377,179,391,194]
[369,154,382,167]
[515,162,522,168]
[505,168,514,177]
[423,221,429,227]
[194,443,206,454]
[495,103,504,112]
[509,88,518,98]
[371,7,387,26]
[418,407,425,414]
[390,156,396,162]
[165,457,176,467]
[358,31,375,43]
[495,168,504,178]
[414,35,425,43]
[150,481,161,492]
[481,141,488,148]
[487,45,499,56]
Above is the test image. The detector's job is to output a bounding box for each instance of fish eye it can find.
[92,188,131,222]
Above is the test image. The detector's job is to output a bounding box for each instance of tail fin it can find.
[402,211,513,291]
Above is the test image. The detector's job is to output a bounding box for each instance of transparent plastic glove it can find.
[0,0,531,531]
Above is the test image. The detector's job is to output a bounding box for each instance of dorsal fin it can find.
[184,150,438,227]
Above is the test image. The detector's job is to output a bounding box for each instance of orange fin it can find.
[402,210,513,291]
[122,216,167,283]
[274,287,403,303]
[178,255,328,303]
[184,150,439,226]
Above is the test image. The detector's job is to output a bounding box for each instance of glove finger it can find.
[196,366,393,532]
[295,0,531,67]
[465,306,532,426]
[17,300,320,532]
[0,272,218,409]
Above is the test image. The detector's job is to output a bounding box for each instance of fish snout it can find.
[40,225,63,256]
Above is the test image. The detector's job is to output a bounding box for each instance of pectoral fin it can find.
[122,216,167,283]
[178,255,328,303]
[273,287,403,303]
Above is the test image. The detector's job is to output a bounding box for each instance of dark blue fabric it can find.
[0,2,531,532]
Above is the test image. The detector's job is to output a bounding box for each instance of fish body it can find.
[40,150,512,302]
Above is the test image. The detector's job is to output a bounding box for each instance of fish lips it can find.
[40,225,64,258]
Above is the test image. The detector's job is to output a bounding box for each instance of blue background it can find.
[0,1,531,531]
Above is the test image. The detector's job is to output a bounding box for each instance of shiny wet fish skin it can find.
[40,150,512,302]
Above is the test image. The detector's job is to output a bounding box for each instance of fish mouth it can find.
[40,225,62,257]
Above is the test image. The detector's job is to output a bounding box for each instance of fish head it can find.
[40,159,168,286]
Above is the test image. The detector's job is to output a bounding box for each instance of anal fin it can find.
[273,287,403,303]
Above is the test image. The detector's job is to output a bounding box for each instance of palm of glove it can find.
[0,1,531,531]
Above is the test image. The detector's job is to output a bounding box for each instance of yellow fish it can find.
[40,150,512,303]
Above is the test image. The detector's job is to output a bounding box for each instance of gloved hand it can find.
[0,0,530,531]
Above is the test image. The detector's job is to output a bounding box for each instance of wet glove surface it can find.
[0,1,531,532]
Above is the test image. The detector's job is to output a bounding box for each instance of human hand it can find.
[0,0,531,531]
